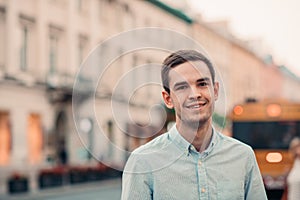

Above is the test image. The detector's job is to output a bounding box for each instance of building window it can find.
[78,35,88,68]
[49,34,58,73]
[76,0,89,14]
[77,0,83,12]
[48,25,64,74]
[77,0,82,11]
[107,120,114,158]
[131,54,138,92]
[0,111,11,166]
[146,60,152,99]
[27,113,43,164]
[19,15,35,73]
[0,9,5,70]
[20,26,28,71]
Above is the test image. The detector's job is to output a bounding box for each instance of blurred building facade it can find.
[0,0,300,192]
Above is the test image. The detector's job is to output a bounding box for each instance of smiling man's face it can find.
[162,61,219,127]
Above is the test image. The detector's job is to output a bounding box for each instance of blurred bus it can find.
[229,99,300,195]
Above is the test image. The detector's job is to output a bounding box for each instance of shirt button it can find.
[185,150,189,155]
[201,188,206,193]
[198,161,202,166]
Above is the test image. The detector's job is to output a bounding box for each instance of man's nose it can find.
[188,86,201,100]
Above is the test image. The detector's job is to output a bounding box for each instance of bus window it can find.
[233,121,300,149]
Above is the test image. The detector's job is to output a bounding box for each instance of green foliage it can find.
[213,112,226,128]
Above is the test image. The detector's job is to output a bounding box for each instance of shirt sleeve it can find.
[244,148,268,200]
[121,153,153,200]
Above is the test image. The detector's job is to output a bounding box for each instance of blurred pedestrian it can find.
[283,137,300,200]
[121,50,267,200]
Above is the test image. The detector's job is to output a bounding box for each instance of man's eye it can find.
[198,82,208,87]
[176,85,187,90]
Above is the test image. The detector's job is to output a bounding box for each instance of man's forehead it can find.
[169,61,211,81]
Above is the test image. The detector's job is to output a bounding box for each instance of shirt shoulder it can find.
[131,132,171,155]
[124,131,184,174]
[124,132,170,171]
[217,132,254,154]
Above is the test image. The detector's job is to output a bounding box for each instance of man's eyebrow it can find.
[173,77,211,88]
[196,77,210,82]
[173,81,188,88]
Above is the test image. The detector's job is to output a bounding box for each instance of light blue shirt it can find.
[122,125,267,200]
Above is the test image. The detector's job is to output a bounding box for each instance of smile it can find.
[186,102,207,109]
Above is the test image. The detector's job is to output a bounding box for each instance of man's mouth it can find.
[186,102,207,109]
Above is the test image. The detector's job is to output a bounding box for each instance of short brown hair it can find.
[161,50,215,94]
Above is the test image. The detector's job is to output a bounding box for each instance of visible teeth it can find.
[193,105,200,108]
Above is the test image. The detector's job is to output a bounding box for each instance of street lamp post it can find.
[79,118,93,161]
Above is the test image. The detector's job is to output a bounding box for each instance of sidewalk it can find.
[0,178,121,200]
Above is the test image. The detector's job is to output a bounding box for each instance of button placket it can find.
[197,157,208,199]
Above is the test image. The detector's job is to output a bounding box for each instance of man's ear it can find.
[162,90,174,109]
[214,82,219,100]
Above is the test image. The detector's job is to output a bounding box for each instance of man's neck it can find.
[176,121,213,153]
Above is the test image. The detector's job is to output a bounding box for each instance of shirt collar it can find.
[168,124,218,155]
[203,128,217,154]
[168,125,191,155]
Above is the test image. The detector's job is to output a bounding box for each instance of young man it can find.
[122,50,267,200]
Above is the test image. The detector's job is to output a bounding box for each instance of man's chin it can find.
[185,119,203,128]
[183,118,208,128]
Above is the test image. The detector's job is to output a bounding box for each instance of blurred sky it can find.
[187,0,300,76]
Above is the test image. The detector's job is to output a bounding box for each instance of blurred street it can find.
[0,178,121,200]
[0,0,300,199]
